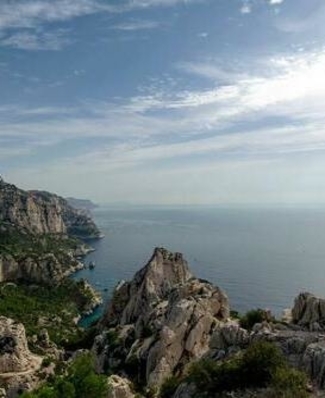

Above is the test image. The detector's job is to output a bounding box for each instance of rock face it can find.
[0,178,101,238]
[0,177,101,284]
[292,292,325,331]
[94,248,229,388]
[0,317,43,398]
[107,375,135,398]
[0,317,36,374]
[303,341,325,389]
[206,311,325,391]
[0,252,83,285]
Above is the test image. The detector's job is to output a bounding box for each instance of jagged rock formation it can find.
[303,341,325,389]
[0,178,101,284]
[0,317,43,397]
[206,310,325,391]
[107,375,135,398]
[93,248,229,388]
[292,292,325,331]
[0,317,35,374]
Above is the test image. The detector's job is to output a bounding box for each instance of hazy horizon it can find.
[2,0,325,205]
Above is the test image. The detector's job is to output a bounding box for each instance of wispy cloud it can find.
[2,48,325,177]
[0,0,202,50]
[0,0,106,30]
[178,61,248,82]
[240,3,252,14]
[0,0,202,30]
[111,19,160,31]
[269,0,284,4]
[240,0,284,15]
[0,28,72,50]
[275,2,325,33]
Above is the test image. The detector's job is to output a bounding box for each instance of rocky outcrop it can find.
[303,341,325,389]
[0,252,84,284]
[77,280,103,315]
[94,248,229,388]
[0,177,102,284]
[0,317,35,374]
[0,178,101,238]
[107,375,135,398]
[292,292,325,331]
[0,317,43,396]
[206,310,325,391]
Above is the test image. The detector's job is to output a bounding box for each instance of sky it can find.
[1,0,325,205]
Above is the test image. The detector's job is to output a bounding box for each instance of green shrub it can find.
[22,353,107,398]
[0,280,97,347]
[187,356,243,394]
[187,341,306,397]
[41,357,52,368]
[239,309,272,330]
[241,341,285,387]
[160,376,181,398]
[271,366,308,398]
[230,310,240,319]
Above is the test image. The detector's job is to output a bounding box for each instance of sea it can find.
[72,206,325,326]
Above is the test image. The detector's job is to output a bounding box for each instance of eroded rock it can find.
[94,248,229,388]
[107,375,135,398]
[292,292,325,331]
[0,317,35,374]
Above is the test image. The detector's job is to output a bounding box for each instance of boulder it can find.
[303,341,325,389]
[292,292,325,330]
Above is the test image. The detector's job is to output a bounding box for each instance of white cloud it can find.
[197,32,208,38]
[0,0,106,30]
[0,29,71,50]
[0,0,202,50]
[111,20,160,31]
[0,0,201,31]
[240,3,252,14]
[178,61,248,82]
[269,0,283,4]
[2,47,325,202]
[240,5,251,14]
[275,2,325,32]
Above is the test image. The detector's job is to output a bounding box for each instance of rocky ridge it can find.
[93,249,325,398]
[0,178,101,238]
[94,247,229,388]
[0,177,101,284]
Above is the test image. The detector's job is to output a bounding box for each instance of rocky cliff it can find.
[0,178,101,238]
[93,247,230,388]
[0,177,101,284]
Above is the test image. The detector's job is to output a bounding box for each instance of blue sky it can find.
[1,0,325,204]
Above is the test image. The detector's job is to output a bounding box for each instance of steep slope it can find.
[0,177,101,284]
[0,177,101,238]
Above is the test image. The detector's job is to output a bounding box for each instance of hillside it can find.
[0,177,101,284]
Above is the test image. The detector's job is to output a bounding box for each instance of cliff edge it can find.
[0,177,101,284]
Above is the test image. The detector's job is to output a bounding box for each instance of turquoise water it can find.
[73,206,325,326]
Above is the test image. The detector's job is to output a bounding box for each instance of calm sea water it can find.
[73,206,325,325]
